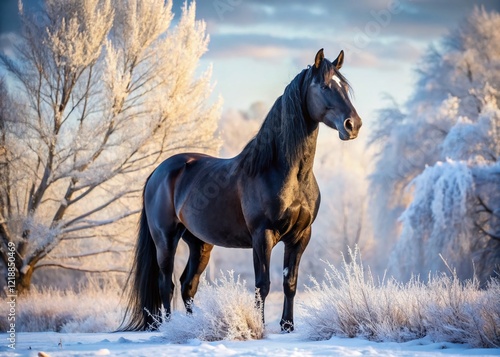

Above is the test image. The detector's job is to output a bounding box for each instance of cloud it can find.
[207,33,321,59]
[205,31,423,71]
[0,33,21,58]
[288,38,423,71]
[183,0,500,70]
[175,0,500,34]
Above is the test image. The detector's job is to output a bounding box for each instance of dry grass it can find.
[0,277,124,333]
[3,251,498,348]
[161,271,264,342]
[301,247,500,348]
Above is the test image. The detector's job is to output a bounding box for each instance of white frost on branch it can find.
[0,0,221,285]
[392,160,475,280]
[370,8,500,282]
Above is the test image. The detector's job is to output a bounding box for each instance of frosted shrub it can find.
[425,273,500,347]
[162,271,264,342]
[0,279,124,332]
[301,247,500,348]
[302,247,426,342]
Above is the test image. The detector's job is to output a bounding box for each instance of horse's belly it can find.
[179,196,252,248]
[185,219,253,248]
[199,230,253,248]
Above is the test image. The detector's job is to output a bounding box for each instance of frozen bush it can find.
[301,247,500,348]
[0,278,124,332]
[162,271,264,342]
[425,272,500,347]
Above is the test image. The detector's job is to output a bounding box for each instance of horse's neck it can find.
[281,121,319,179]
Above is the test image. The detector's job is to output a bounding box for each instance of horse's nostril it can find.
[344,119,354,132]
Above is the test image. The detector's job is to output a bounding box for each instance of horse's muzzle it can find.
[344,118,361,139]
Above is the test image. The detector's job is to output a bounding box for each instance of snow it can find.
[4,286,499,356]
[3,289,499,357]
[2,330,499,357]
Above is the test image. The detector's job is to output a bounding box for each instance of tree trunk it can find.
[16,266,34,295]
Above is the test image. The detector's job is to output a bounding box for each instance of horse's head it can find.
[306,49,362,140]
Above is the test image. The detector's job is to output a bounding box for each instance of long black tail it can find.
[118,202,161,331]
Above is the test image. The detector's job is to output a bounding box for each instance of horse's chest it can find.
[242,173,320,236]
[271,182,319,234]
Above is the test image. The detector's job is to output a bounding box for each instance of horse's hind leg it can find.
[154,226,183,323]
[180,231,213,313]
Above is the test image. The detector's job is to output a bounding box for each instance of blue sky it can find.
[1,0,500,125]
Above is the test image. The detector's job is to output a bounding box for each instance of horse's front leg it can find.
[252,229,276,323]
[281,227,311,332]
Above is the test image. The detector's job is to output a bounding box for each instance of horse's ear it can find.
[314,48,324,69]
[333,50,344,70]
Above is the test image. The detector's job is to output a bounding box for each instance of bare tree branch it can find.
[62,209,141,234]
[35,262,128,274]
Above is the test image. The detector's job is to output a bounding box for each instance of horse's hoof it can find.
[280,320,294,333]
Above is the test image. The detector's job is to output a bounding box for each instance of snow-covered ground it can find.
[2,290,500,357]
[2,330,500,357]
[2,276,500,356]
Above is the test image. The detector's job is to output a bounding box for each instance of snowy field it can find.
[3,330,500,357]
[2,289,500,357]
[2,259,499,357]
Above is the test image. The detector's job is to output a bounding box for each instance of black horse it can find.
[120,49,362,332]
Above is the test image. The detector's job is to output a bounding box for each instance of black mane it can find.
[239,67,314,176]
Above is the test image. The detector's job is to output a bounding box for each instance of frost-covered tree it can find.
[0,0,220,293]
[370,8,500,282]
